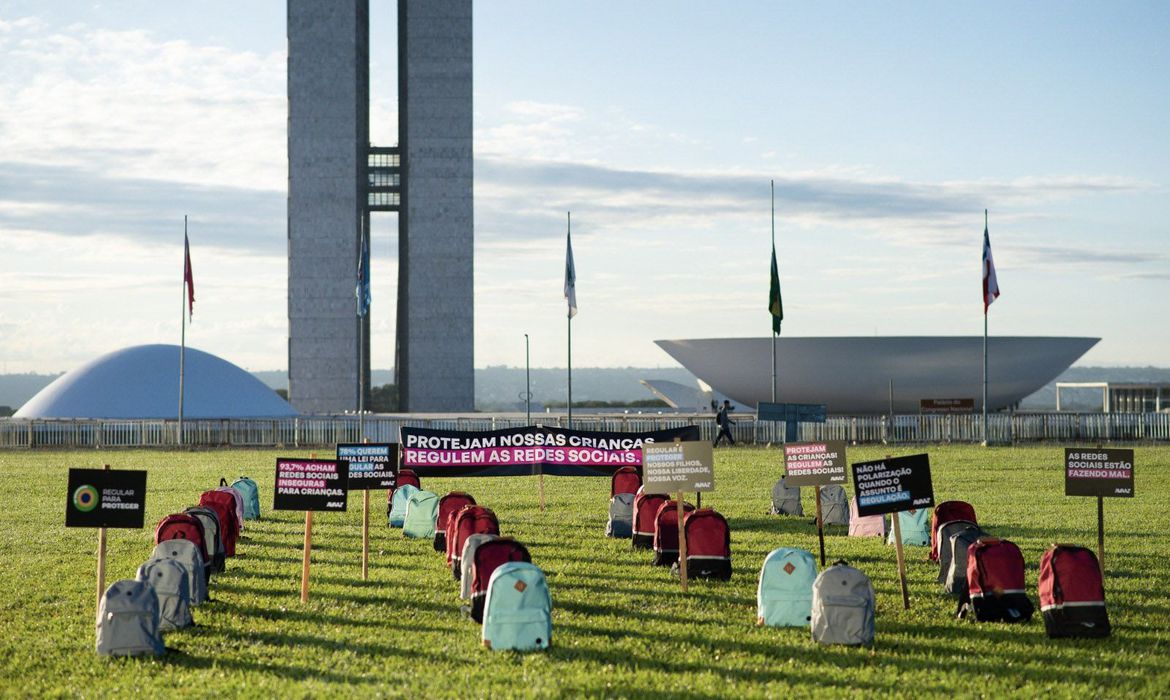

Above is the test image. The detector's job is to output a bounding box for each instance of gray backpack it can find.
[185,506,224,574]
[96,579,165,657]
[151,539,208,606]
[944,525,988,598]
[460,533,499,601]
[136,558,193,632]
[810,562,875,646]
[771,478,803,516]
[936,520,982,586]
[819,485,849,526]
[606,493,635,538]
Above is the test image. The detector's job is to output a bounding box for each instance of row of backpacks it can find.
[758,550,877,646]
[385,475,553,652]
[96,477,261,656]
[606,466,733,580]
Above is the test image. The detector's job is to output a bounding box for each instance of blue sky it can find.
[0,2,1167,374]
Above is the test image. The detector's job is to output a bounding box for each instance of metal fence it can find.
[1,412,1168,449]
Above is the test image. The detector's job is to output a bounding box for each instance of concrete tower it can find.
[287,0,474,414]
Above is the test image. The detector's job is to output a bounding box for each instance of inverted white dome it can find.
[15,344,297,419]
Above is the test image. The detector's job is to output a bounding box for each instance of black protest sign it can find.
[274,458,349,512]
[1065,448,1134,498]
[783,440,848,486]
[851,453,934,517]
[338,443,398,490]
[65,468,147,528]
[642,441,715,493]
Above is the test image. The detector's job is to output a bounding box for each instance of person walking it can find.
[713,400,735,447]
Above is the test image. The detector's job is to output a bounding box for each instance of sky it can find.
[1,1,1168,376]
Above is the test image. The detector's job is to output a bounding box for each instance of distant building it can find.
[1055,382,1169,413]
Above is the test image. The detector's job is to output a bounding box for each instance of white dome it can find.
[15,344,297,419]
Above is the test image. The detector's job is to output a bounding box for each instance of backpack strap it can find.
[219,477,228,487]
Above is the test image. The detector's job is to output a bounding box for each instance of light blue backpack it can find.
[481,562,552,652]
[887,508,930,547]
[231,477,261,520]
[388,484,419,528]
[402,490,439,538]
[757,547,817,627]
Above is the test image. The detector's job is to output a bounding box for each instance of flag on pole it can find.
[768,244,783,334]
[357,224,371,317]
[183,232,195,320]
[564,228,577,319]
[982,217,1000,313]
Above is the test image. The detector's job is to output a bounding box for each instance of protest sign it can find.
[783,440,847,486]
[339,443,398,491]
[274,458,349,512]
[851,453,934,518]
[1065,448,1134,498]
[66,468,147,529]
[642,441,715,493]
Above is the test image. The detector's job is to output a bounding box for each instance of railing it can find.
[1,412,1168,449]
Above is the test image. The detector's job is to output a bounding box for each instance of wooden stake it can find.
[677,492,688,592]
[539,472,546,512]
[892,511,910,610]
[95,464,110,614]
[301,510,313,603]
[361,489,370,581]
[815,487,826,567]
[1097,496,1105,571]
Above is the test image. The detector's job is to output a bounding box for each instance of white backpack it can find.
[150,539,208,606]
[810,562,875,646]
[136,558,194,631]
[770,478,803,516]
[96,579,165,657]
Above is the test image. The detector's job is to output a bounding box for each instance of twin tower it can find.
[287,0,474,414]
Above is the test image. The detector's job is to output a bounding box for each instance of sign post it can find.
[851,453,934,610]
[274,456,349,602]
[338,443,397,581]
[1064,447,1134,570]
[783,440,848,566]
[66,465,147,612]
[642,440,715,592]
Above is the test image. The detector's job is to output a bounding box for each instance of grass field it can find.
[1,445,1167,698]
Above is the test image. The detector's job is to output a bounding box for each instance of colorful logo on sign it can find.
[72,485,99,512]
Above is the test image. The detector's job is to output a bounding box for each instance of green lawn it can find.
[1,445,1167,698]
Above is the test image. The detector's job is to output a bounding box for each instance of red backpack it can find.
[652,500,696,567]
[677,508,731,580]
[962,537,1033,622]
[434,492,476,553]
[1039,545,1110,638]
[611,467,642,497]
[199,490,240,558]
[448,506,499,576]
[930,500,978,561]
[469,538,531,623]
[632,489,668,550]
[155,513,206,559]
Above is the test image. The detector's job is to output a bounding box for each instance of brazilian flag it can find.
[768,244,783,334]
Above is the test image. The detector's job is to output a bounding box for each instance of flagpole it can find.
[567,211,573,429]
[771,180,777,403]
[982,209,989,446]
[178,215,187,447]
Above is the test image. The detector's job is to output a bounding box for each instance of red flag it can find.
[184,232,195,319]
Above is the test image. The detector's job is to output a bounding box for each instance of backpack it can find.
[231,477,261,520]
[651,500,696,567]
[757,547,817,627]
[930,500,978,562]
[886,508,930,547]
[469,538,533,623]
[672,508,731,581]
[184,506,225,574]
[460,534,500,600]
[482,562,552,652]
[605,493,635,538]
[810,561,875,646]
[434,492,476,553]
[962,537,1033,623]
[818,485,849,526]
[632,489,668,549]
[770,478,803,516]
[1039,545,1110,638]
[199,490,241,558]
[449,506,500,576]
[611,466,641,497]
[402,490,440,538]
[150,539,208,606]
[95,579,165,657]
[388,484,419,528]
[386,469,421,517]
[135,558,193,632]
[216,480,246,531]
[159,511,216,579]
[943,523,988,598]
[848,498,887,538]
